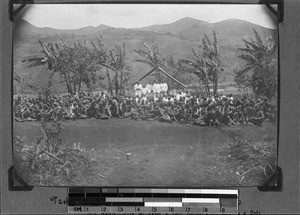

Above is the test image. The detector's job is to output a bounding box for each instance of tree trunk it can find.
[106,69,113,96]
[205,79,210,97]
[73,82,76,95]
[213,77,218,97]
[78,70,83,94]
[66,80,73,94]
[120,70,123,94]
[115,71,119,95]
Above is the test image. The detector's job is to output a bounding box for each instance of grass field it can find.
[14,118,277,187]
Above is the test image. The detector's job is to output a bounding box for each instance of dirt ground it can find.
[14,118,277,187]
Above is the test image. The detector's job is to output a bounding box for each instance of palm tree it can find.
[179,47,211,96]
[179,31,222,96]
[202,31,222,96]
[107,43,131,95]
[235,29,277,99]
[134,42,164,82]
[133,42,187,87]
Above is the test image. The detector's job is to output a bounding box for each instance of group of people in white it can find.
[134,81,168,98]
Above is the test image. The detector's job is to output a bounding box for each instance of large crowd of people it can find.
[13,88,277,127]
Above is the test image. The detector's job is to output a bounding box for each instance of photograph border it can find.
[10,0,282,189]
[2,0,300,214]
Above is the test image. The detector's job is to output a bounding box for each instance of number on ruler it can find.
[136,207,140,212]
[186,207,191,212]
[101,206,107,212]
[119,206,123,212]
[169,207,174,212]
[152,207,157,212]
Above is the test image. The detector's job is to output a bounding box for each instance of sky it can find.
[18,4,277,30]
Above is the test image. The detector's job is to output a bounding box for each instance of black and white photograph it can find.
[13,4,278,187]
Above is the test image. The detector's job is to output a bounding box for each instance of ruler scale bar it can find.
[106,197,144,202]
[144,202,183,207]
[68,188,238,214]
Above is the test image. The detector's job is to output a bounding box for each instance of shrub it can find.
[218,135,277,185]
[13,120,97,186]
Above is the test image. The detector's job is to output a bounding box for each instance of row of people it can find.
[134,81,168,97]
[13,92,277,127]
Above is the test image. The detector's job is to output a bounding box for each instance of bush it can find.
[13,120,97,186]
[218,135,277,185]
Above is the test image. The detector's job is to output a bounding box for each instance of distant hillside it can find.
[13,17,277,94]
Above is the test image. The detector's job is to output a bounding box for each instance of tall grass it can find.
[218,135,277,185]
[13,120,98,186]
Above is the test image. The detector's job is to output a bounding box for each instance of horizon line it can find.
[20,16,277,31]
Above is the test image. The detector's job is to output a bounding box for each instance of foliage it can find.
[179,31,222,96]
[163,56,188,90]
[107,43,131,95]
[13,121,97,186]
[235,29,277,99]
[134,42,165,82]
[218,135,277,185]
[13,70,39,94]
[90,37,132,96]
[27,39,107,94]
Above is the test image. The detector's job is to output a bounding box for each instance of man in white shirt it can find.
[153,81,161,99]
[145,83,153,94]
[134,81,143,98]
[161,82,168,94]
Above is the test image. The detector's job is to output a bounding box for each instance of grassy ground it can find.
[14,118,277,187]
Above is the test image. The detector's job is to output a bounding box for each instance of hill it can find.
[13,17,277,94]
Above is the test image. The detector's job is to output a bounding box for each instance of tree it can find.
[202,31,222,96]
[107,43,131,95]
[133,42,187,88]
[179,47,211,96]
[163,56,187,90]
[179,31,222,96]
[89,37,132,96]
[235,29,277,99]
[27,39,107,95]
[134,42,164,82]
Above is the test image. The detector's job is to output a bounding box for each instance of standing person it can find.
[134,81,143,98]
[153,81,161,100]
[161,82,168,96]
[145,82,153,94]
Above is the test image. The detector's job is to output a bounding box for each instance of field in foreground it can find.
[14,118,277,187]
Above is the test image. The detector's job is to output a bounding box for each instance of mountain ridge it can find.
[13,16,277,94]
[16,17,275,35]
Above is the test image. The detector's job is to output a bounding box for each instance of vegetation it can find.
[179,31,222,96]
[107,43,132,95]
[234,29,277,99]
[13,120,98,186]
[134,42,165,82]
[163,56,188,90]
[27,36,131,96]
[218,135,277,185]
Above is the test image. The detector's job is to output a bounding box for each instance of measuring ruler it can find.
[68,188,238,214]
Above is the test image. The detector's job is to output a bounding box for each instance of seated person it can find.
[250,106,265,126]
[86,102,97,118]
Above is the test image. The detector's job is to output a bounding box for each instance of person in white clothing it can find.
[153,81,161,99]
[134,81,143,98]
[145,83,153,94]
[162,83,168,93]
[141,87,147,96]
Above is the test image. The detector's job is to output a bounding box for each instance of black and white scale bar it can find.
[68,189,238,214]
[68,188,238,198]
